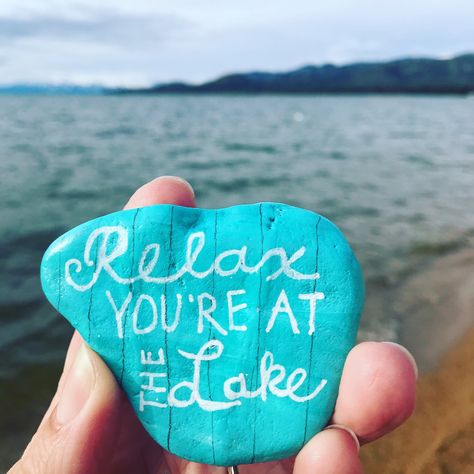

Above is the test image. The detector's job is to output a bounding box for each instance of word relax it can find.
[139,339,328,412]
[64,227,321,292]
[107,288,325,339]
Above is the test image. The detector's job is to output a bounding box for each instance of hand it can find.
[9,176,417,474]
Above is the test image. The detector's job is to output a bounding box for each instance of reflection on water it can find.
[0,94,473,468]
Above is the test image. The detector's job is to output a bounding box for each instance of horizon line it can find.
[0,51,472,90]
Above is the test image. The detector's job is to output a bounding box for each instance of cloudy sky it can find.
[0,0,472,86]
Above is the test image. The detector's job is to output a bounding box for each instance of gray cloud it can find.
[0,11,193,49]
[0,0,472,86]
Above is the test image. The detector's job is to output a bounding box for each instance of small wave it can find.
[201,176,279,193]
[221,142,278,154]
[405,154,434,167]
[180,161,216,171]
[182,157,252,171]
[332,206,380,219]
[365,274,393,289]
[49,144,92,155]
[0,306,70,378]
[47,188,99,200]
[167,146,201,157]
[409,238,466,257]
[327,151,347,161]
[0,300,42,323]
[0,228,64,259]
[95,126,138,139]
[9,143,35,153]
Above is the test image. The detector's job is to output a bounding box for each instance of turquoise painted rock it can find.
[41,203,364,466]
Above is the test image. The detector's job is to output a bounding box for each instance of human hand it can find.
[9,176,417,474]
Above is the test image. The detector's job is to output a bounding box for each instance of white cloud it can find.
[0,0,472,86]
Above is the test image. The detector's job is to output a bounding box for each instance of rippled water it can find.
[0,95,473,466]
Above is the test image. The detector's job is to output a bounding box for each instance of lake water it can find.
[0,95,473,467]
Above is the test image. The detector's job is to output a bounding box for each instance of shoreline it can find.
[362,324,474,473]
[396,245,474,372]
[362,245,474,472]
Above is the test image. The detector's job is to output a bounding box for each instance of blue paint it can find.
[41,203,364,466]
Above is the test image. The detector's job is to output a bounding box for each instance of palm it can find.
[69,329,415,474]
[94,380,296,473]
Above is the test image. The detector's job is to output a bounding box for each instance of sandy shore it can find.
[362,247,474,473]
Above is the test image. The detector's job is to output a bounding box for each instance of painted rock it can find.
[41,203,364,466]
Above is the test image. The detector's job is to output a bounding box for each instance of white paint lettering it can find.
[266,289,300,334]
[227,289,248,331]
[105,290,132,339]
[133,294,158,335]
[197,293,228,336]
[298,292,325,335]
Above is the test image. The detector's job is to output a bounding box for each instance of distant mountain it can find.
[3,55,474,95]
[117,54,474,94]
[0,84,104,95]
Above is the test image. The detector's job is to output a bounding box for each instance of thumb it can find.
[9,338,158,474]
[11,176,195,474]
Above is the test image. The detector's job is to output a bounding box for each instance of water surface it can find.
[1,95,473,468]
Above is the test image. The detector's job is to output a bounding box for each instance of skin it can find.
[9,176,417,474]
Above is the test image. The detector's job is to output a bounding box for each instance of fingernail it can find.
[382,342,419,379]
[55,343,95,425]
[324,424,360,452]
[159,176,195,197]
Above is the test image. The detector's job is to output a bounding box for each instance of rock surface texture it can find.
[41,203,364,466]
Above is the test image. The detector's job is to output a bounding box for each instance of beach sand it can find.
[362,247,474,473]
